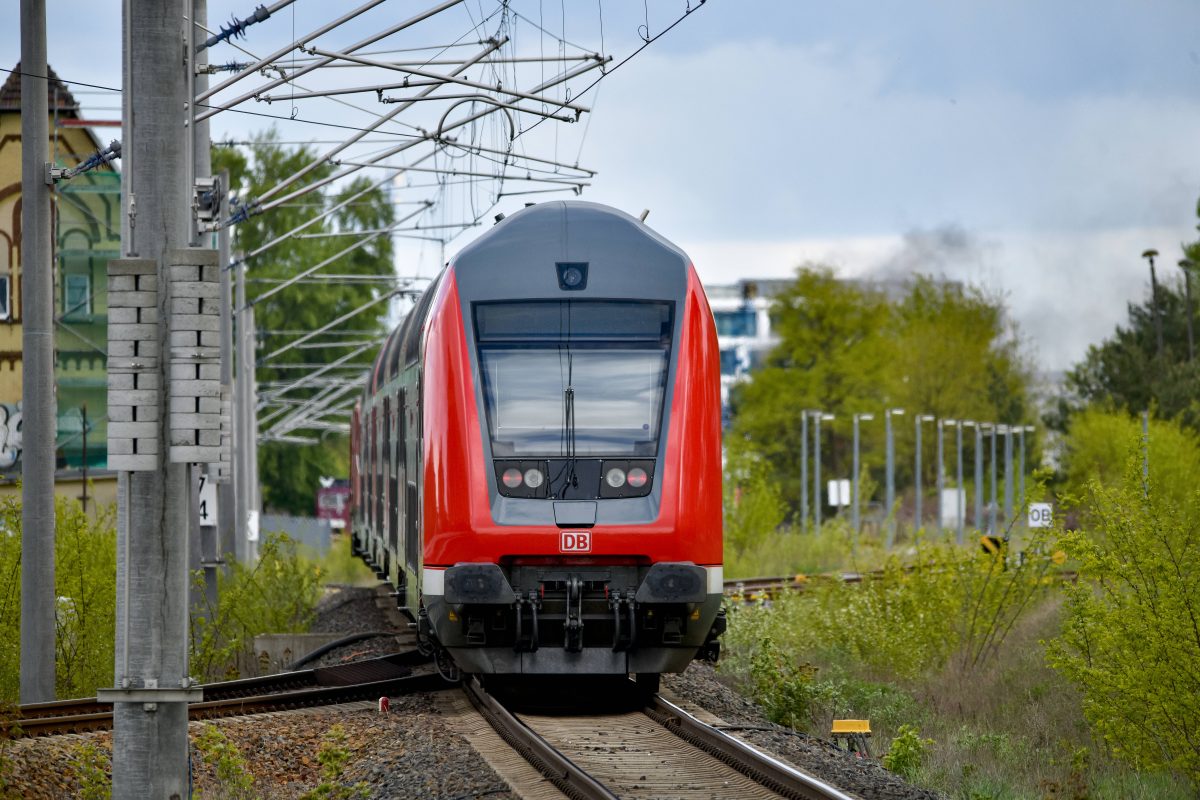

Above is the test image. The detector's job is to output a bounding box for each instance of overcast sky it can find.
[6,0,1199,371]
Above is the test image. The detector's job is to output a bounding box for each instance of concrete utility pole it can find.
[958,421,973,545]
[851,413,872,538]
[102,0,202,795]
[1180,259,1195,362]
[975,423,987,533]
[989,425,999,535]
[884,408,903,548]
[812,412,832,535]
[1003,425,1014,531]
[937,419,952,538]
[19,0,57,704]
[913,414,933,530]
[218,172,237,565]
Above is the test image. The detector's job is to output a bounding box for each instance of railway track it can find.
[726,567,1079,601]
[463,677,856,800]
[11,650,444,738]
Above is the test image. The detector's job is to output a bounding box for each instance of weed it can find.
[193,723,257,800]
[883,724,933,779]
[73,742,111,800]
[300,724,368,800]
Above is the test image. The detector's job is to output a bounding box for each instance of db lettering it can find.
[560,531,591,553]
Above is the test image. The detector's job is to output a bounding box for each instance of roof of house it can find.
[0,62,81,114]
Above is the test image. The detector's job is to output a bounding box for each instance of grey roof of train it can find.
[453,201,692,277]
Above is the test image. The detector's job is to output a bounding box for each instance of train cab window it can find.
[474,301,672,457]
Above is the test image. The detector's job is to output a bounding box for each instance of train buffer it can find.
[830,719,872,757]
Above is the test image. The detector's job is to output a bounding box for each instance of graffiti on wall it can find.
[0,402,21,471]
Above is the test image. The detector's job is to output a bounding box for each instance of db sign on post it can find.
[560,530,591,553]
[1028,503,1053,528]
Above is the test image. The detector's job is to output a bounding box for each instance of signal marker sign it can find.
[560,530,591,553]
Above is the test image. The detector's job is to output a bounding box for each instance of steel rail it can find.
[13,651,440,738]
[463,678,618,800]
[645,695,856,800]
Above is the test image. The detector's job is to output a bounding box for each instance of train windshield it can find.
[475,301,673,457]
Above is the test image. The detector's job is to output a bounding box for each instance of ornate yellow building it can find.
[0,63,121,476]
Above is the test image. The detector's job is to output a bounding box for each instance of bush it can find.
[0,496,117,703]
[190,532,323,681]
[300,724,368,800]
[193,723,257,800]
[1047,460,1200,784]
[883,724,933,779]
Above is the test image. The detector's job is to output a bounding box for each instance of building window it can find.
[64,273,91,316]
[720,348,739,376]
[713,308,757,338]
[0,275,8,321]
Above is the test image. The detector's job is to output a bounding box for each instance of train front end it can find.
[420,202,724,676]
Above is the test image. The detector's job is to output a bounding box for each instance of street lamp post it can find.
[1003,424,1014,531]
[852,413,874,538]
[813,412,834,535]
[1143,249,1164,359]
[1180,259,1195,362]
[990,425,1000,535]
[885,408,905,548]
[800,410,809,532]
[976,423,988,533]
[1018,425,1034,524]
[937,419,956,538]
[958,421,974,545]
[914,414,934,531]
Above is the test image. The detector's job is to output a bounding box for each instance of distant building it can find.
[706,279,788,415]
[0,63,121,493]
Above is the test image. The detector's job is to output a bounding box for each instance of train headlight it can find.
[605,467,627,488]
[627,467,648,488]
[501,468,523,488]
[523,468,545,488]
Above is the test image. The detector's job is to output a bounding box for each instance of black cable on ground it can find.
[289,630,403,669]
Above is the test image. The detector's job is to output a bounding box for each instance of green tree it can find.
[1062,237,1200,432]
[729,267,1033,515]
[213,133,396,514]
[1047,454,1200,784]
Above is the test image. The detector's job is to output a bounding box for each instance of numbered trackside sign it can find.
[560,530,591,553]
[197,472,218,527]
[1028,502,1053,528]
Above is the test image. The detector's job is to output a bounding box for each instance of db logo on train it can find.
[560,530,591,553]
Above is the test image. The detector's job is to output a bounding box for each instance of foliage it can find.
[1061,239,1200,433]
[299,724,369,800]
[193,724,257,800]
[1058,407,1200,512]
[72,742,111,800]
[1047,462,1200,784]
[723,445,787,563]
[213,134,396,515]
[0,496,117,703]
[190,532,323,681]
[883,724,934,779]
[747,636,820,729]
[315,534,379,587]
[729,267,1034,518]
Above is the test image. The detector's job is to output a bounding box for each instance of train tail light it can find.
[502,468,523,488]
[627,467,648,488]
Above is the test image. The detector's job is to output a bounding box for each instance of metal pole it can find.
[236,263,251,563]
[852,416,861,537]
[1142,410,1150,487]
[936,420,946,538]
[974,424,984,532]
[1143,249,1164,359]
[111,0,195,793]
[885,409,899,548]
[914,416,923,530]
[813,412,822,536]
[1018,426,1027,528]
[19,0,57,704]
[1181,259,1195,362]
[989,426,998,536]
[1003,425,1013,532]
[957,422,970,545]
[799,411,808,532]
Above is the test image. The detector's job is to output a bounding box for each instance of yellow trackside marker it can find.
[793,574,807,584]
[831,719,871,735]
[981,535,1003,555]
[1052,550,1067,565]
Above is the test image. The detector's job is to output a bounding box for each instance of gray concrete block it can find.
[172,314,220,332]
[109,453,158,471]
[171,297,200,315]
[169,248,219,267]
[107,258,156,277]
[108,291,157,308]
[170,413,221,430]
[109,421,159,439]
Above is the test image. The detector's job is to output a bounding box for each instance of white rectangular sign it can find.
[1028,502,1053,528]
[197,471,217,528]
[827,479,851,507]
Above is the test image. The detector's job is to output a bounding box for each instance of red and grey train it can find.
[349,201,724,681]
